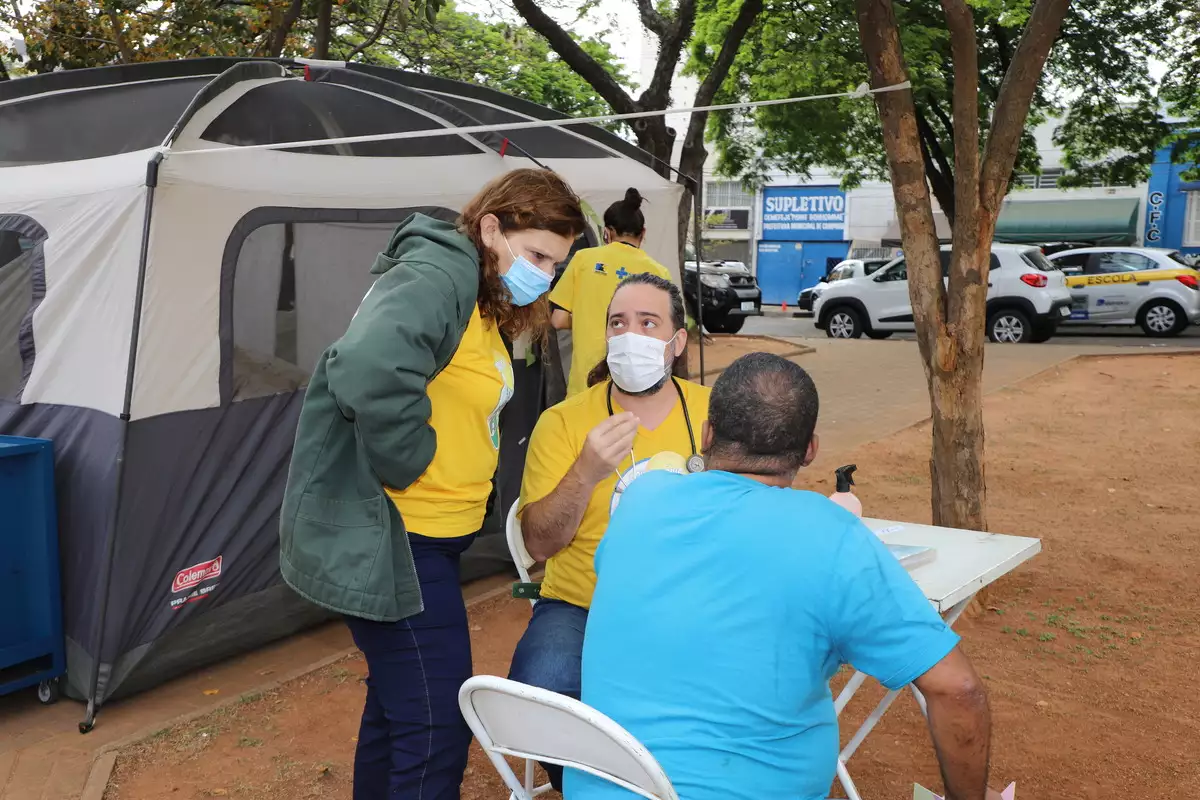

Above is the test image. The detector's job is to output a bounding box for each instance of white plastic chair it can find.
[506,496,539,607]
[459,675,679,800]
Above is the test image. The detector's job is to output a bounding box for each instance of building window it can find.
[705,181,754,208]
[1186,192,1200,248]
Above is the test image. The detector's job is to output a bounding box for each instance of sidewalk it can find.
[780,338,1139,460]
[0,337,1144,800]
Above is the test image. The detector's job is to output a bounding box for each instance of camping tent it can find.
[0,57,683,721]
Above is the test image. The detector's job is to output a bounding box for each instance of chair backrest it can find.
[459,675,678,800]
[506,496,536,584]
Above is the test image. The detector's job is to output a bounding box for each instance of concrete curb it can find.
[83,577,524,798]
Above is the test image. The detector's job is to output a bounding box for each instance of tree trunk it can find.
[105,7,136,64]
[857,0,986,531]
[857,0,1071,535]
[268,0,305,58]
[314,0,333,59]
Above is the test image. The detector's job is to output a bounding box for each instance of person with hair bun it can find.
[279,168,585,800]
[550,187,673,397]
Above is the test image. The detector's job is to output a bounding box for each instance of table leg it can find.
[834,670,869,715]
[836,757,863,800]
[840,686,903,762]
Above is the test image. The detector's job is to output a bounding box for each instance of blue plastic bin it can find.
[0,435,65,703]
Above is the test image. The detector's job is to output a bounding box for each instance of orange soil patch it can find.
[685,333,811,381]
[106,354,1200,800]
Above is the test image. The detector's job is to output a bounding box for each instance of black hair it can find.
[587,272,688,389]
[603,188,646,237]
[706,353,819,476]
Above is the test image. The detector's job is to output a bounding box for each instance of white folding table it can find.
[832,518,1042,800]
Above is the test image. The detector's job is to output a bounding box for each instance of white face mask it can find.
[607,331,676,394]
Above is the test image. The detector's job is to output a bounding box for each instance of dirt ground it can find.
[105,353,1200,800]
[685,332,811,381]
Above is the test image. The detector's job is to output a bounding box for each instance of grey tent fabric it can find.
[0,57,680,718]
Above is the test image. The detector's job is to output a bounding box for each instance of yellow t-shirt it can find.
[518,379,711,609]
[550,243,672,397]
[388,305,514,537]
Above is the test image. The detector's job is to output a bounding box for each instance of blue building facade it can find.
[755,185,851,304]
[1145,146,1200,257]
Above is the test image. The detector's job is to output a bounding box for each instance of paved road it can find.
[744,308,1200,348]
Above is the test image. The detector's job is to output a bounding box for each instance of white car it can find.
[814,244,1073,343]
[1046,247,1200,336]
[797,258,891,313]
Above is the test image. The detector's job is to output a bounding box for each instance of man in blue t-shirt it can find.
[570,353,994,800]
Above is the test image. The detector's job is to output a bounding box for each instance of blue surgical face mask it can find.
[500,236,552,307]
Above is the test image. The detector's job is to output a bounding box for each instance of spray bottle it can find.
[828,464,862,517]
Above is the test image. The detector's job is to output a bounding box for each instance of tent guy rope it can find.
[166,81,912,157]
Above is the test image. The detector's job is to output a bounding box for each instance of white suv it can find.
[814,244,1073,343]
[797,258,891,313]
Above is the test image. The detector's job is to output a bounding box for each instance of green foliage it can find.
[1160,7,1200,180]
[339,2,629,119]
[0,0,628,120]
[695,0,1182,192]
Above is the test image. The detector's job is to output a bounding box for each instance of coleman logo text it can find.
[172,556,223,594]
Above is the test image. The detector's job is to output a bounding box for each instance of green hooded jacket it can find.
[279,213,479,621]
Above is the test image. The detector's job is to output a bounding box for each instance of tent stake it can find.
[79,152,163,734]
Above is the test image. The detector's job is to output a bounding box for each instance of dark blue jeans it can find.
[345,532,475,800]
[507,598,590,790]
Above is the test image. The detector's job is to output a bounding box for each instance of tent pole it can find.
[690,177,705,386]
[80,152,163,734]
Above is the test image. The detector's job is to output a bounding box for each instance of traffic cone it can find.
[781,300,788,312]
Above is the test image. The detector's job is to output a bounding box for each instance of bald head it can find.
[703,353,820,479]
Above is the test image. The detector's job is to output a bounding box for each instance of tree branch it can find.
[268,0,304,58]
[855,0,946,364]
[347,0,399,60]
[940,0,979,311]
[104,6,136,63]
[314,0,333,59]
[511,0,637,115]
[992,22,1012,76]
[679,0,764,177]
[635,0,670,38]
[916,105,956,221]
[640,0,697,106]
[6,0,28,39]
[926,93,955,140]
[980,0,1071,212]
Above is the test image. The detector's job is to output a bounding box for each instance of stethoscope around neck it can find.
[605,377,705,474]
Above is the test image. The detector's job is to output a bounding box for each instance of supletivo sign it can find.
[761,186,847,241]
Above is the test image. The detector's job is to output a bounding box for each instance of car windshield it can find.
[829,265,855,281]
[1167,251,1195,267]
[1021,249,1058,272]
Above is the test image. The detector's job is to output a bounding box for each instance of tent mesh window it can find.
[0,229,35,399]
[0,77,210,166]
[231,219,408,401]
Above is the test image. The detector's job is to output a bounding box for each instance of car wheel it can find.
[1138,300,1187,337]
[705,314,745,335]
[866,331,893,340]
[825,307,864,339]
[987,309,1032,343]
